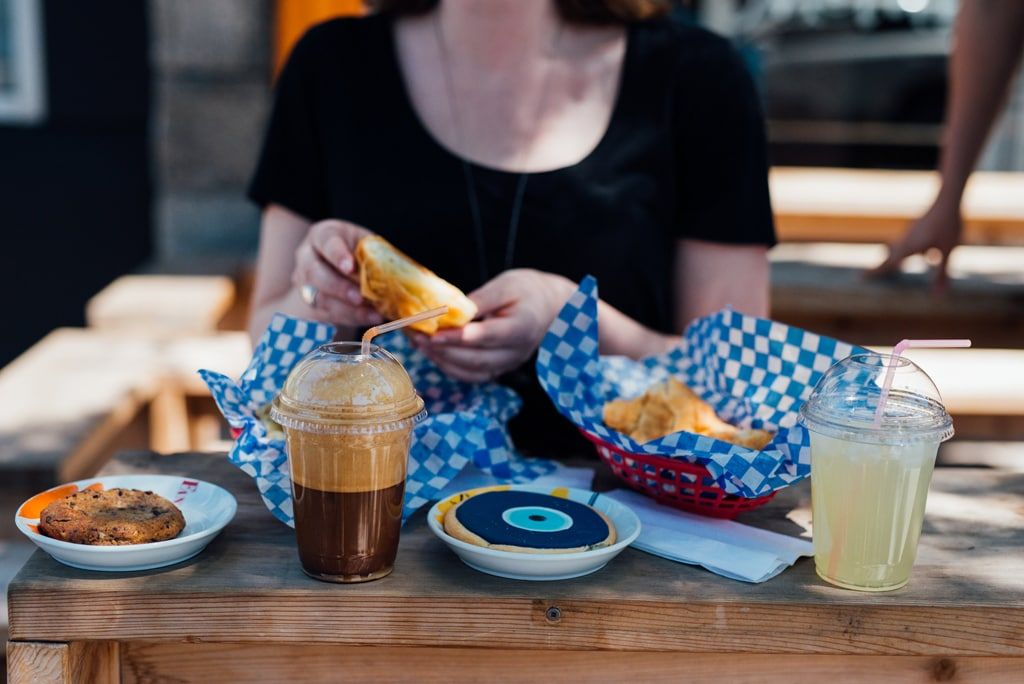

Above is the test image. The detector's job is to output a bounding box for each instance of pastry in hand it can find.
[603,378,774,450]
[354,235,477,334]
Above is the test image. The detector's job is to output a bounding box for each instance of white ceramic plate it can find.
[15,474,237,572]
[427,485,641,581]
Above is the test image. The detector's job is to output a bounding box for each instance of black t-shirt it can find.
[249,12,774,455]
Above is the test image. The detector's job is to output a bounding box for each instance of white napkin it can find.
[604,489,813,583]
[432,463,596,501]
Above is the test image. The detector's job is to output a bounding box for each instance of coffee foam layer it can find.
[287,428,411,493]
[290,359,414,408]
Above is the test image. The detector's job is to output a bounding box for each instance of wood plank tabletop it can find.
[771,168,1024,245]
[8,452,1024,656]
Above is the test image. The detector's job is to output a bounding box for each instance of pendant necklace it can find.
[433,13,563,284]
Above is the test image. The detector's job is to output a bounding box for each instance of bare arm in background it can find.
[869,0,1024,292]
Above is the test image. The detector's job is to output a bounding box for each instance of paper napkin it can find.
[605,489,812,583]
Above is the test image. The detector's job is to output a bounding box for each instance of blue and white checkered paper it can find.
[536,277,863,498]
[199,314,554,526]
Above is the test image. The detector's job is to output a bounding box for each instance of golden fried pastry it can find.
[603,378,774,450]
[38,488,185,545]
[355,235,477,334]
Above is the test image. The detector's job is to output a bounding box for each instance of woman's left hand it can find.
[413,269,575,383]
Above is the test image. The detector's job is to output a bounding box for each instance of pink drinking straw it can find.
[872,338,972,427]
[361,305,449,356]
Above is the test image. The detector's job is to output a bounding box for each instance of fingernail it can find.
[340,257,353,273]
[347,289,362,305]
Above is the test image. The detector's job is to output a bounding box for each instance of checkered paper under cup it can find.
[536,277,863,498]
[200,314,554,526]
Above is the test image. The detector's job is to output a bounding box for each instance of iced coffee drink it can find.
[271,342,425,582]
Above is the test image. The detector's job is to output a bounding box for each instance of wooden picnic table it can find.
[7,451,1024,683]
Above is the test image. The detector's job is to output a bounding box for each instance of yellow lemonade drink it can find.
[810,432,938,591]
[799,353,953,593]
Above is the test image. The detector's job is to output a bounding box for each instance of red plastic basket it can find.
[582,430,775,519]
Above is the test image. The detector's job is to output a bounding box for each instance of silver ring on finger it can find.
[300,284,319,308]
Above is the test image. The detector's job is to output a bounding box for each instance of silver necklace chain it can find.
[433,13,563,283]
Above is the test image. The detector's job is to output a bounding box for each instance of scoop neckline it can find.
[383,13,634,178]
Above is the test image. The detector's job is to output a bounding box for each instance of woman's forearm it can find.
[541,273,676,359]
[596,299,678,358]
[938,0,1024,203]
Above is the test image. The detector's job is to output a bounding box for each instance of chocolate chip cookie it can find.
[38,488,185,545]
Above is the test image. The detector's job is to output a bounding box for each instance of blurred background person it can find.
[869,0,1024,292]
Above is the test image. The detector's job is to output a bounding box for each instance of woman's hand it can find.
[292,219,383,326]
[413,269,575,383]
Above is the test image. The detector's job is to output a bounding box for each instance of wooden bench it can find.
[771,167,1024,245]
[770,242,1024,349]
[86,275,236,333]
[875,347,1024,441]
[938,441,1024,471]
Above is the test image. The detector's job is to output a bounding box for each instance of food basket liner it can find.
[536,277,863,497]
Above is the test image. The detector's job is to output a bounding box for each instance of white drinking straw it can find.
[872,338,972,427]
[361,306,449,356]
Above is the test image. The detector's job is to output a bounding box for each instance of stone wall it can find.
[149,0,273,263]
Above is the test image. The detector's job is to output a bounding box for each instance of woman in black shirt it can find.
[248,0,774,453]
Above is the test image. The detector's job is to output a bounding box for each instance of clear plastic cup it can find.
[799,353,953,591]
[270,342,425,583]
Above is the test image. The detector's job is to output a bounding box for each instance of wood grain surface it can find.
[7,641,117,684]
[8,453,1024,655]
[119,643,1024,683]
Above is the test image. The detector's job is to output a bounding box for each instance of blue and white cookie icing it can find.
[454,491,610,549]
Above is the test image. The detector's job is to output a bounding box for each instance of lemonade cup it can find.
[799,353,954,592]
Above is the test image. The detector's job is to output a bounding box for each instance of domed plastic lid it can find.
[799,353,953,446]
[270,342,425,435]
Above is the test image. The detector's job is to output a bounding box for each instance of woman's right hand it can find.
[292,219,384,327]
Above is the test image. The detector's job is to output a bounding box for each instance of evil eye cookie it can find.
[443,490,616,554]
